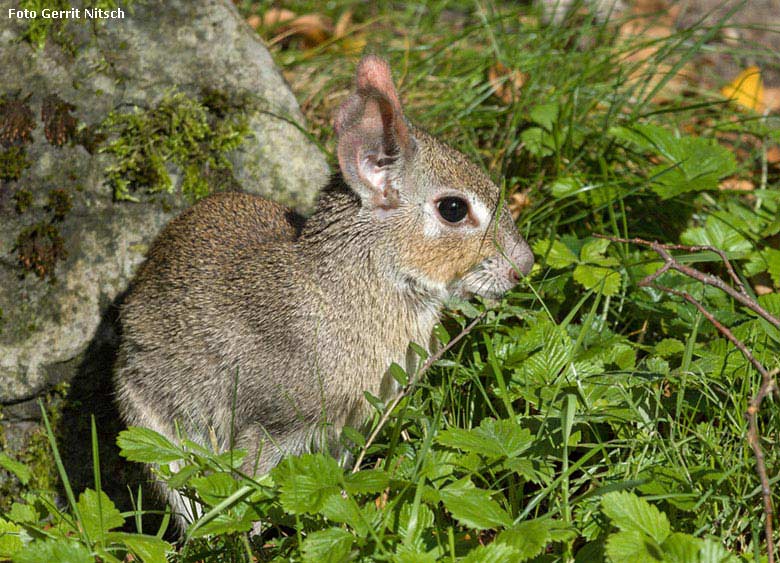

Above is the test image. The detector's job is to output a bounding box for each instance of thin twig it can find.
[602,235,778,562]
[599,235,779,330]
[351,312,486,473]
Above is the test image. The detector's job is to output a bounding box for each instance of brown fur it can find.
[114,56,533,529]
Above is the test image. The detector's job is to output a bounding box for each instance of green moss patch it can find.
[100,90,250,203]
[0,147,31,182]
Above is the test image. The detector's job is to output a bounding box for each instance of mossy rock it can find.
[0,0,328,493]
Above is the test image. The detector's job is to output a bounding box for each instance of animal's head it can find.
[335,55,533,300]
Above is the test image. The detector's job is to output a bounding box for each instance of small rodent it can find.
[114,55,534,528]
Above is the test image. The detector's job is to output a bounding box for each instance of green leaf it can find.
[75,489,125,539]
[439,479,512,530]
[654,338,686,358]
[320,492,369,537]
[580,238,611,264]
[521,127,554,157]
[13,539,94,563]
[533,239,578,269]
[699,538,740,563]
[0,519,24,558]
[529,102,559,131]
[393,545,439,563]
[397,501,435,542]
[187,509,254,537]
[762,247,780,285]
[496,518,553,560]
[550,176,583,199]
[300,528,355,563]
[679,215,751,255]
[0,453,31,485]
[605,530,664,563]
[105,532,172,563]
[661,532,703,563]
[344,469,390,495]
[274,454,343,514]
[503,458,554,484]
[189,472,239,507]
[573,264,621,296]
[611,124,736,199]
[7,503,37,524]
[116,427,184,464]
[388,362,409,386]
[460,542,519,563]
[437,418,533,459]
[601,491,671,544]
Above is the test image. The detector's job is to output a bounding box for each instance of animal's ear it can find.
[335,55,414,212]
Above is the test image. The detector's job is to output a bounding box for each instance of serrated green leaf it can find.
[393,545,439,563]
[398,501,435,542]
[13,539,94,563]
[105,532,172,563]
[189,472,239,507]
[521,127,554,157]
[320,492,369,537]
[698,538,740,563]
[654,338,686,358]
[76,489,125,539]
[605,530,664,563]
[300,528,355,563]
[611,124,736,199]
[573,264,621,295]
[116,427,184,464]
[533,239,578,269]
[602,492,670,544]
[437,418,532,459]
[502,458,554,484]
[530,102,559,131]
[344,469,389,495]
[496,518,553,560]
[460,542,519,563]
[762,247,780,285]
[680,215,751,254]
[0,453,31,485]
[580,238,611,263]
[661,532,702,563]
[274,454,343,514]
[439,479,511,530]
[0,519,23,558]
[7,503,36,524]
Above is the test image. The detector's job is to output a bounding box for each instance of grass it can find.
[2,1,780,562]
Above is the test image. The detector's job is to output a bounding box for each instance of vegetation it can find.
[2,1,779,562]
[17,0,135,49]
[100,91,250,203]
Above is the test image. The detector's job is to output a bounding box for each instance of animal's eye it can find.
[437,196,469,224]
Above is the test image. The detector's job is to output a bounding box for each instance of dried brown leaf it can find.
[509,190,532,220]
[246,14,261,30]
[334,9,353,39]
[488,63,527,105]
[718,177,754,192]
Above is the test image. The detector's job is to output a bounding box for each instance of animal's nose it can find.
[510,238,534,277]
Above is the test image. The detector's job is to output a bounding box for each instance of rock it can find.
[0,0,329,411]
